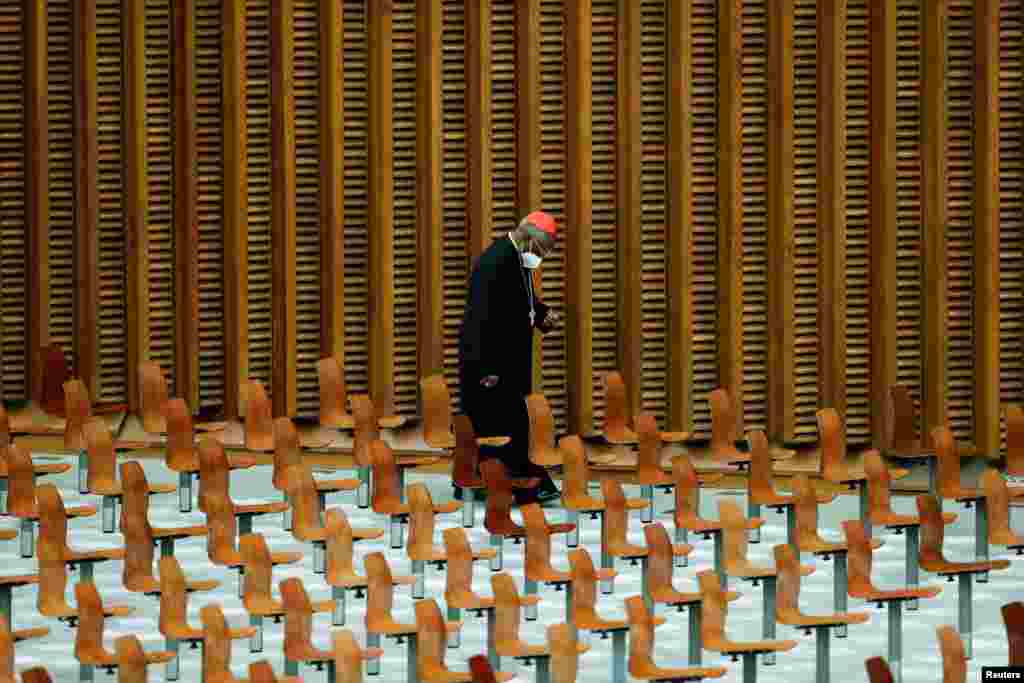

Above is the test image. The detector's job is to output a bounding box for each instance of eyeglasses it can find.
[530,238,553,259]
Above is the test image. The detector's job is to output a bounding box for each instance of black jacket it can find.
[458,236,549,403]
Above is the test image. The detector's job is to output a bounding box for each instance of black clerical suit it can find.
[458,234,558,503]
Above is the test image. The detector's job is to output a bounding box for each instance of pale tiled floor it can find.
[4,452,1016,682]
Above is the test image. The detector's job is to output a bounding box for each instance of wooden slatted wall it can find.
[947,0,976,441]
[196,0,225,407]
[0,3,25,399]
[393,0,419,417]
[689,0,718,435]
[145,0,176,398]
[590,0,617,435]
[342,0,369,398]
[792,0,819,442]
[845,0,871,444]
[895,0,924,431]
[640,0,669,426]
[1000,0,1024,446]
[292,0,321,417]
[441,0,468,411]
[741,0,768,432]
[538,0,569,433]
[491,0,516,244]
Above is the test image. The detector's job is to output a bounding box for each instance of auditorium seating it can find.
[882,385,938,494]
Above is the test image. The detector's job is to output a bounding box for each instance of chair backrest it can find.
[20,668,54,683]
[334,630,367,683]
[119,464,156,592]
[271,417,302,491]
[199,604,234,680]
[521,503,557,579]
[468,654,498,683]
[414,598,449,675]
[452,414,482,487]
[286,461,324,541]
[364,552,399,628]
[642,523,675,597]
[0,617,13,683]
[718,499,750,572]
[0,405,9,451]
[671,455,702,528]
[239,533,275,610]
[73,581,107,664]
[5,444,37,518]
[981,468,1012,541]
[841,520,875,598]
[351,394,380,467]
[603,372,632,441]
[490,572,524,649]
[318,356,349,427]
[773,544,804,624]
[624,595,656,676]
[863,450,895,521]
[937,624,966,683]
[249,661,279,683]
[139,361,168,434]
[36,558,73,619]
[865,657,895,683]
[83,417,117,490]
[204,489,240,566]
[158,556,190,636]
[791,474,822,550]
[324,508,359,584]
[41,344,70,417]
[599,479,629,547]
[407,483,437,554]
[567,548,599,619]
[547,623,580,683]
[279,578,315,661]
[709,388,739,456]
[35,483,69,560]
[816,408,847,480]
[916,494,947,565]
[420,375,453,448]
[886,384,919,453]
[931,426,961,498]
[696,570,728,645]
[525,393,556,462]
[1003,601,1024,666]
[1007,406,1024,477]
[164,398,197,472]
[747,430,775,498]
[63,378,91,450]
[442,527,475,602]
[635,413,663,478]
[197,438,231,512]
[119,461,151,529]
[558,435,589,500]
[479,459,522,536]
[114,634,148,683]
[243,380,274,451]
[369,440,403,514]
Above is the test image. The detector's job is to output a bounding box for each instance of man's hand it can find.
[480,375,500,388]
[540,310,562,333]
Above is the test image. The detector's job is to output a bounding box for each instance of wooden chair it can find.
[625,595,727,682]
[5,443,95,558]
[635,414,677,524]
[416,599,514,683]
[567,548,633,683]
[1006,405,1024,486]
[883,385,938,493]
[719,499,812,663]
[1003,601,1024,666]
[19,669,54,683]
[521,503,579,621]
[0,616,47,683]
[0,415,70,515]
[198,604,281,683]
[548,623,583,683]
[318,356,355,430]
[918,493,1009,658]
[864,657,894,683]
[240,532,335,653]
[451,412,511,528]
[641,523,740,665]
[443,527,498,653]
[35,556,132,627]
[708,389,753,470]
[774,543,869,683]
[469,655,499,683]
[163,397,248,512]
[371,439,453,549]
[120,460,208,558]
[139,361,228,436]
[198,438,288,532]
[863,450,957,607]
[324,508,388,627]
[817,408,907,538]
[933,426,991,572]
[937,624,966,683]
[113,635,152,683]
[480,458,535,571]
[38,343,70,416]
[980,468,1024,556]
[334,629,384,683]
[36,483,125,583]
[280,577,341,678]
[275,416,358,531]
[158,555,254,679]
[63,378,92,492]
[601,479,691,595]
[0,568,40,635]
[696,570,797,683]
[364,552,458,681]
[407,482,483,599]
[843,519,942,683]
[351,393,408,508]
[75,581,173,681]
[83,417,176,532]
[602,372,639,445]
[526,394,563,468]
[670,455,734,568]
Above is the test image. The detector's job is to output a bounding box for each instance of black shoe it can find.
[536,489,561,506]
[453,486,463,501]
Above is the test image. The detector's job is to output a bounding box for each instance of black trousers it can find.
[460,385,557,504]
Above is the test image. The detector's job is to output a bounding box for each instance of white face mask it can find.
[522,252,542,270]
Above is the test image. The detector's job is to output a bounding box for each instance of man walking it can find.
[458,211,563,505]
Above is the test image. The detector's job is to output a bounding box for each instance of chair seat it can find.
[139,577,220,595]
[397,456,440,469]
[528,568,571,584]
[32,463,71,476]
[805,538,883,555]
[876,511,957,528]
[366,618,416,636]
[631,663,727,682]
[477,436,511,447]
[728,562,813,580]
[650,588,742,607]
[82,648,176,668]
[314,477,361,493]
[881,446,933,460]
[563,496,604,513]
[926,558,1011,575]
[328,572,368,589]
[751,491,795,507]
[152,524,208,541]
[607,542,648,560]
[0,574,38,587]
[235,501,290,516]
[353,526,385,541]
[12,627,49,642]
[67,547,127,563]
[626,498,650,511]
[446,591,494,611]
[495,639,549,658]
[778,611,870,628]
[992,529,1024,547]
[855,585,942,602]
[949,487,984,502]
[659,431,690,444]
[287,643,334,664]
[704,637,798,655]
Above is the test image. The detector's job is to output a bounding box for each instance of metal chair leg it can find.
[959,573,974,659]
[905,527,919,611]
[887,600,903,683]
[250,614,263,653]
[762,578,777,665]
[815,627,831,683]
[178,472,192,513]
[747,499,761,543]
[332,586,346,626]
[833,552,848,638]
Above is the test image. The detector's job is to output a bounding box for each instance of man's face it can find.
[526,228,555,259]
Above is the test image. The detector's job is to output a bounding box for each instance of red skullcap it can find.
[525,211,557,236]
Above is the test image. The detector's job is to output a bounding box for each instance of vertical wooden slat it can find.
[368,0,395,416]
[26,0,49,402]
[417,0,443,379]
[565,0,594,435]
[717,0,744,430]
[491,1,517,241]
[868,0,898,445]
[767,0,795,440]
[616,0,642,424]
[974,0,1002,454]
[173,0,199,408]
[74,0,100,400]
[222,0,248,419]
[466,0,492,260]
[123,0,147,412]
[921,0,948,435]
[666,0,693,433]
[269,0,297,416]
[320,0,345,363]
[817,0,847,422]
